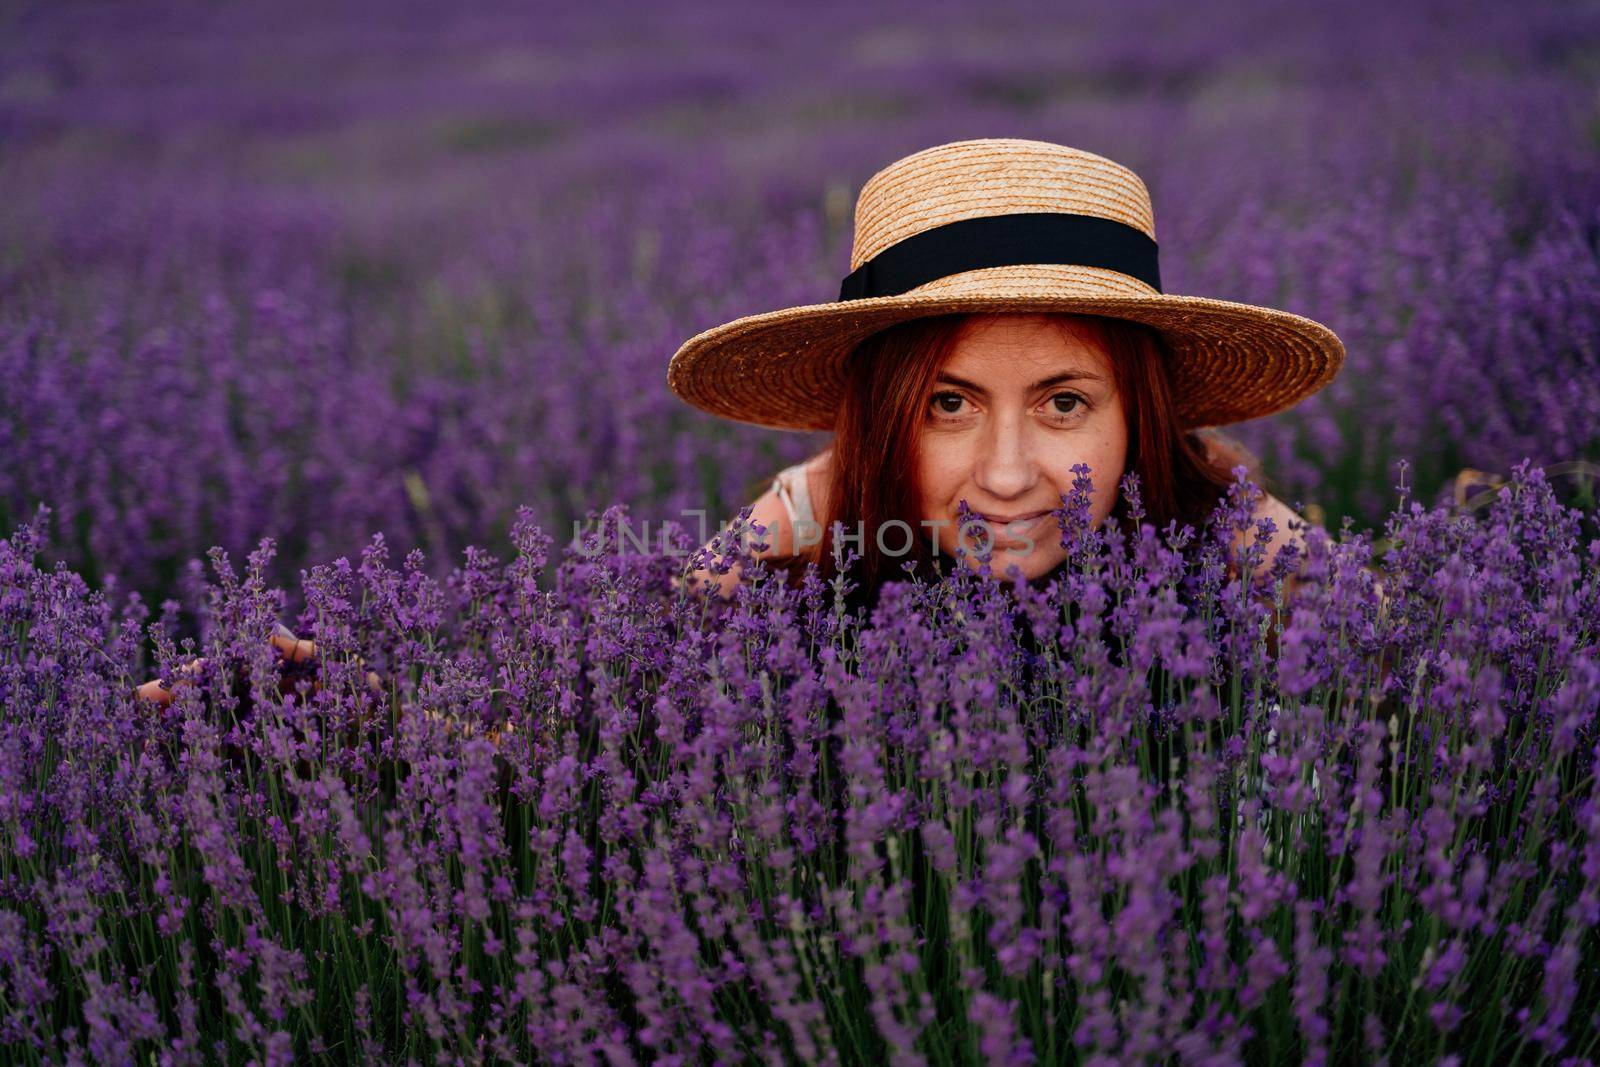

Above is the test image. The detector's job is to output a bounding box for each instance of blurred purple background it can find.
[2,0,1597,615]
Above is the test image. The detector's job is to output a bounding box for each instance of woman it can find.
[139,137,1342,702]
[682,310,1314,606]
[669,138,1342,608]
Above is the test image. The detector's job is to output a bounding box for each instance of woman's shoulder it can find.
[800,446,833,514]
[1231,491,1315,575]
[681,476,804,600]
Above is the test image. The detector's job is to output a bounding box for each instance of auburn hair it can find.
[754,312,1272,600]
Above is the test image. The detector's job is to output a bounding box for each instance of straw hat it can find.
[667,138,1344,432]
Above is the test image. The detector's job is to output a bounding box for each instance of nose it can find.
[972,410,1040,502]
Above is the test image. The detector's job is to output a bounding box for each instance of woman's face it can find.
[914,313,1128,581]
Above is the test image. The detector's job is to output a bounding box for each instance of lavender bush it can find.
[3,2,1599,1061]
[1,459,1595,1064]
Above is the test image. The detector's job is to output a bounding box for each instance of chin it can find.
[955,546,1065,582]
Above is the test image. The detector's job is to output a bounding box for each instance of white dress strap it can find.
[770,461,815,528]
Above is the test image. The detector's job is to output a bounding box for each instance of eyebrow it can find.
[934,370,1107,397]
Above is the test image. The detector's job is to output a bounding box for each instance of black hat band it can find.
[838,211,1162,301]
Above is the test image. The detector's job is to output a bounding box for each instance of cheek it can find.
[1044,435,1126,515]
[914,437,964,509]
[1090,435,1129,514]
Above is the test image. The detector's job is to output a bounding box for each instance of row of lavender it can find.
[0,462,1595,1061]
[2,0,1598,615]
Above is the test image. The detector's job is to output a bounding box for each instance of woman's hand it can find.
[134,623,382,704]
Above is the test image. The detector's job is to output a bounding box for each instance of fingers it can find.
[134,677,176,704]
[269,626,317,663]
[134,656,207,704]
[270,629,384,697]
[135,630,382,705]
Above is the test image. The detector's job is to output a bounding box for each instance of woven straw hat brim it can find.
[667,283,1345,433]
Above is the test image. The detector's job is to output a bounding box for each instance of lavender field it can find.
[3,0,1598,607]
[2,0,1600,1063]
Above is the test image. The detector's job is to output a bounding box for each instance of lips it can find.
[977,510,1049,527]
[969,510,1052,545]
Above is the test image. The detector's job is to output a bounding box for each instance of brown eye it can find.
[1048,392,1087,419]
[930,392,967,417]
